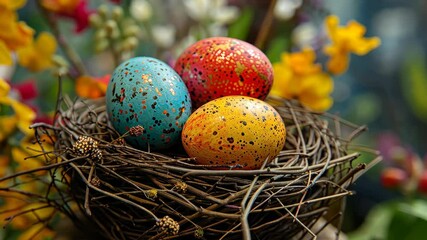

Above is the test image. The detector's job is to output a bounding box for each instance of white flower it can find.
[182,0,239,24]
[292,22,317,48]
[208,23,228,37]
[274,0,303,21]
[130,0,153,22]
[210,0,239,24]
[152,24,176,49]
[0,55,15,79]
[182,0,208,21]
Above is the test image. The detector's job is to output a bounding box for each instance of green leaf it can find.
[388,201,427,240]
[266,37,289,63]
[398,200,427,221]
[228,7,254,40]
[402,50,427,122]
[348,200,427,240]
[347,201,397,240]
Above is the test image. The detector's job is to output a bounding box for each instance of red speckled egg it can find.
[181,96,286,170]
[174,37,274,108]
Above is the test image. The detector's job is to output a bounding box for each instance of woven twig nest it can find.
[26,95,375,240]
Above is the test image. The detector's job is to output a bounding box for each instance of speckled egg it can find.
[106,57,192,150]
[174,37,274,108]
[181,96,286,170]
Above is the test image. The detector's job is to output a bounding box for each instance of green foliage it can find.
[228,7,254,40]
[348,199,427,240]
[266,37,289,63]
[402,51,427,122]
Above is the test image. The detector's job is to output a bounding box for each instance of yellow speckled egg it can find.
[181,96,286,170]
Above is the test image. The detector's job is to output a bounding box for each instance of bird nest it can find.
[1,95,379,240]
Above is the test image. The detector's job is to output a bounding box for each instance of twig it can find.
[36,0,87,77]
[255,0,277,49]
[68,162,159,221]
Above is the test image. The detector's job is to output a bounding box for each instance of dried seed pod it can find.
[112,138,126,145]
[90,176,101,187]
[129,125,144,136]
[156,216,179,236]
[174,181,187,193]
[71,136,102,161]
[194,227,204,239]
[145,189,158,200]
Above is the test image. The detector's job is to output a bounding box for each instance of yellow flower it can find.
[17,32,57,72]
[0,41,13,65]
[0,5,34,65]
[0,0,27,10]
[0,77,10,95]
[75,74,110,99]
[41,0,81,15]
[271,48,334,112]
[298,72,333,112]
[283,47,321,76]
[0,6,34,51]
[0,78,36,142]
[324,15,381,75]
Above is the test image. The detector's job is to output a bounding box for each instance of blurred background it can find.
[1,0,427,239]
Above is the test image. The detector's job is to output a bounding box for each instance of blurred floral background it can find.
[1,0,426,239]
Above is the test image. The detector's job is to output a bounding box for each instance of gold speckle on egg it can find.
[141,74,151,83]
[235,61,246,75]
[155,87,162,96]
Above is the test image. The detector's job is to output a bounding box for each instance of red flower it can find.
[12,80,38,100]
[73,0,94,33]
[41,0,94,33]
[380,167,407,189]
[418,171,427,194]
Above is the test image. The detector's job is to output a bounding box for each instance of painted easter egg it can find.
[181,96,286,170]
[106,57,192,150]
[174,37,274,108]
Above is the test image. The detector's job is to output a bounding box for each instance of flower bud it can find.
[123,25,141,38]
[52,55,69,75]
[105,20,120,39]
[112,6,124,21]
[95,39,109,52]
[89,13,103,28]
[380,167,407,188]
[125,36,139,50]
[52,55,69,68]
[418,170,427,194]
[97,5,110,19]
[94,29,107,41]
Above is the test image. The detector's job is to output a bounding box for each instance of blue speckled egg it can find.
[106,57,192,150]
